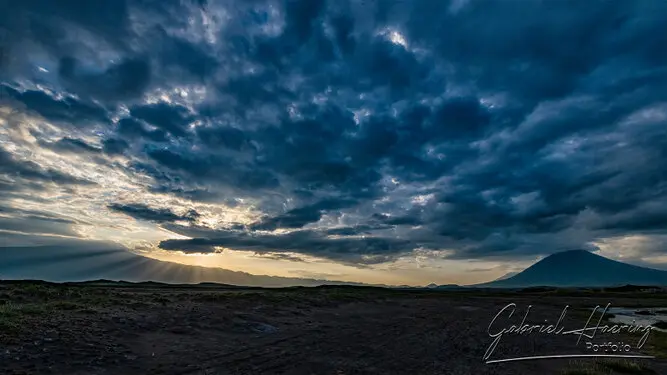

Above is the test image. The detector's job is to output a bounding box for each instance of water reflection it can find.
[598,307,667,332]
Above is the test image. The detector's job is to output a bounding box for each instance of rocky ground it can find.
[1,283,667,374]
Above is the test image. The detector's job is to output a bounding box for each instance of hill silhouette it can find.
[0,244,362,287]
[476,250,667,288]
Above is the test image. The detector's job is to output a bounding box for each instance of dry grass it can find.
[561,359,655,374]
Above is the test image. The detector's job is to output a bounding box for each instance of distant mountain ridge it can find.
[476,250,667,288]
[0,245,366,287]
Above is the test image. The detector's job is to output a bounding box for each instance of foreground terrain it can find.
[2,282,667,374]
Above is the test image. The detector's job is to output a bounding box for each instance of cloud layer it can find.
[1,0,667,278]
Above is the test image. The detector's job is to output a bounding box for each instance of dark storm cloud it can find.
[108,203,200,224]
[145,147,280,191]
[1,85,109,127]
[0,1,131,76]
[251,198,358,230]
[36,134,130,160]
[2,1,131,40]
[116,118,169,143]
[37,136,127,160]
[196,126,253,151]
[600,211,667,233]
[325,224,393,236]
[38,137,102,155]
[58,57,152,101]
[159,227,414,265]
[129,103,193,137]
[2,0,667,264]
[253,252,306,263]
[159,34,220,81]
[147,185,227,203]
[102,138,130,155]
[399,1,667,101]
[371,213,423,227]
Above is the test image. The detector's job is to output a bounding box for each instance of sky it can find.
[1,0,666,286]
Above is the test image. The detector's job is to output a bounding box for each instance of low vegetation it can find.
[562,359,656,375]
[644,330,667,357]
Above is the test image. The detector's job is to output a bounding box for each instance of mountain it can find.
[493,271,520,281]
[0,244,362,287]
[393,283,463,291]
[435,284,463,289]
[475,250,667,288]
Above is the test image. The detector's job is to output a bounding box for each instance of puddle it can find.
[593,307,667,332]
